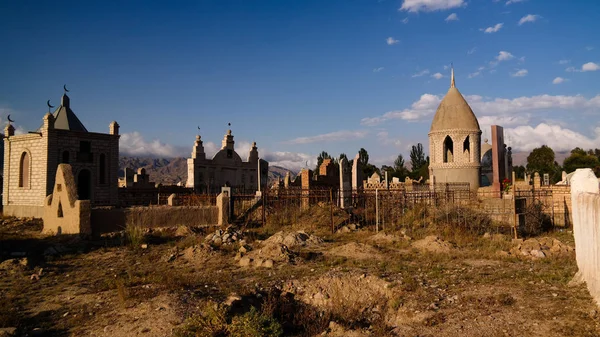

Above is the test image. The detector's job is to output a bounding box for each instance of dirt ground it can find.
[1,216,599,337]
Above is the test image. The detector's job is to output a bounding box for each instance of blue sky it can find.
[1,0,599,170]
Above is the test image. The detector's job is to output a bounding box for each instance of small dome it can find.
[429,69,480,132]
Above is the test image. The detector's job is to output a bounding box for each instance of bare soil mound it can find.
[262,230,323,248]
[284,272,395,310]
[327,242,384,260]
[182,244,215,265]
[412,235,453,253]
[322,321,372,336]
[368,232,407,244]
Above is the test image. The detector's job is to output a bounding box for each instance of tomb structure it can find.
[428,68,481,191]
[3,90,119,217]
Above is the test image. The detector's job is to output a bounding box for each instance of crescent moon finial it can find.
[197,126,201,131]
[7,115,14,123]
[47,100,54,108]
[63,84,69,93]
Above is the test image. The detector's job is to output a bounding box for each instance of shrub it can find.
[229,306,282,337]
[125,221,144,248]
[175,302,229,337]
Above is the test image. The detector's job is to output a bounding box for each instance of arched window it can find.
[443,136,454,163]
[463,136,471,162]
[99,153,106,184]
[62,151,70,164]
[19,152,30,188]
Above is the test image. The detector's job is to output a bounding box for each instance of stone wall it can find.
[90,206,219,235]
[3,132,48,217]
[570,168,600,306]
[47,129,119,206]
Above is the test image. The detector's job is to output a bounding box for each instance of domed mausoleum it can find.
[428,68,481,191]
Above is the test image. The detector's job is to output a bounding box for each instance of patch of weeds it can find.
[463,293,516,308]
[125,222,145,248]
[389,296,403,310]
[175,302,229,337]
[423,312,446,327]
[229,306,282,337]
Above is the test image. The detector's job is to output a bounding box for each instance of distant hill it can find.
[119,157,296,186]
[119,157,188,185]
[511,151,569,167]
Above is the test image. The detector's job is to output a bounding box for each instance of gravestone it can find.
[339,157,352,208]
[352,153,363,192]
[491,125,506,192]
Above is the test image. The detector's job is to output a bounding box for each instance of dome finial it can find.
[450,63,455,88]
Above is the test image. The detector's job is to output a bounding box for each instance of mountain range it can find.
[119,157,296,185]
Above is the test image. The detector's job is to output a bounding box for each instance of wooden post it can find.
[262,189,266,226]
[330,189,335,234]
[376,188,379,233]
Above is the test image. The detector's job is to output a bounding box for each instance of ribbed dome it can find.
[429,70,480,132]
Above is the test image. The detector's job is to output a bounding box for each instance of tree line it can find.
[514,145,600,184]
[315,143,430,182]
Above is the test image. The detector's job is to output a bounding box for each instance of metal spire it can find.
[450,63,455,88]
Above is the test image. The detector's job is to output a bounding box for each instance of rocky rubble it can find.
[337,223,361,233]
[237,230,323,268]
[205,225,244,247]
[505,237,574,259]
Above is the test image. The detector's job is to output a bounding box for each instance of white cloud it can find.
[468,70,482,78]
[479,115,530,127]
[285,130,368,145]
[518,14,540,25]
[431,72,444,80]
[412,69,430,77]
[373,67,385,72]
[582,62,600,72]
[399,0,465,13]
[586,46,594,51]
[361,93,441,126]
[402,17,409,24]
[361,92,600,126]
[552,77,567,84]
[120,131,188,157]
[481,23,503,33]
[558,60,570,65]
[377,130,403,147]
[445,13,459,22]
[510,69,528,77]
[261,151,316,173]
[467,47,477,55]
[506,124,600,152]
[506,0,526,4]
[496,51,515,61]
[567,62,600,72]
[386,37,399,45]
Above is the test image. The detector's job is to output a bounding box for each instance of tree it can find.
[339,153,348,163]
[563,148,600,175]
[513,165,526,179]
[526,145,561,183]
[393,154,409,180]
[358,148,369,167]
[409,143,428,179]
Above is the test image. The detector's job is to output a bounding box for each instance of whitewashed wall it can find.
[570,168,600,305]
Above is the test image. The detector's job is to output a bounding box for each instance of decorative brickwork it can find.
[3,93,119,218]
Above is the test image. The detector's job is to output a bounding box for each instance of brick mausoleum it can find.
[2,92,120,218]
